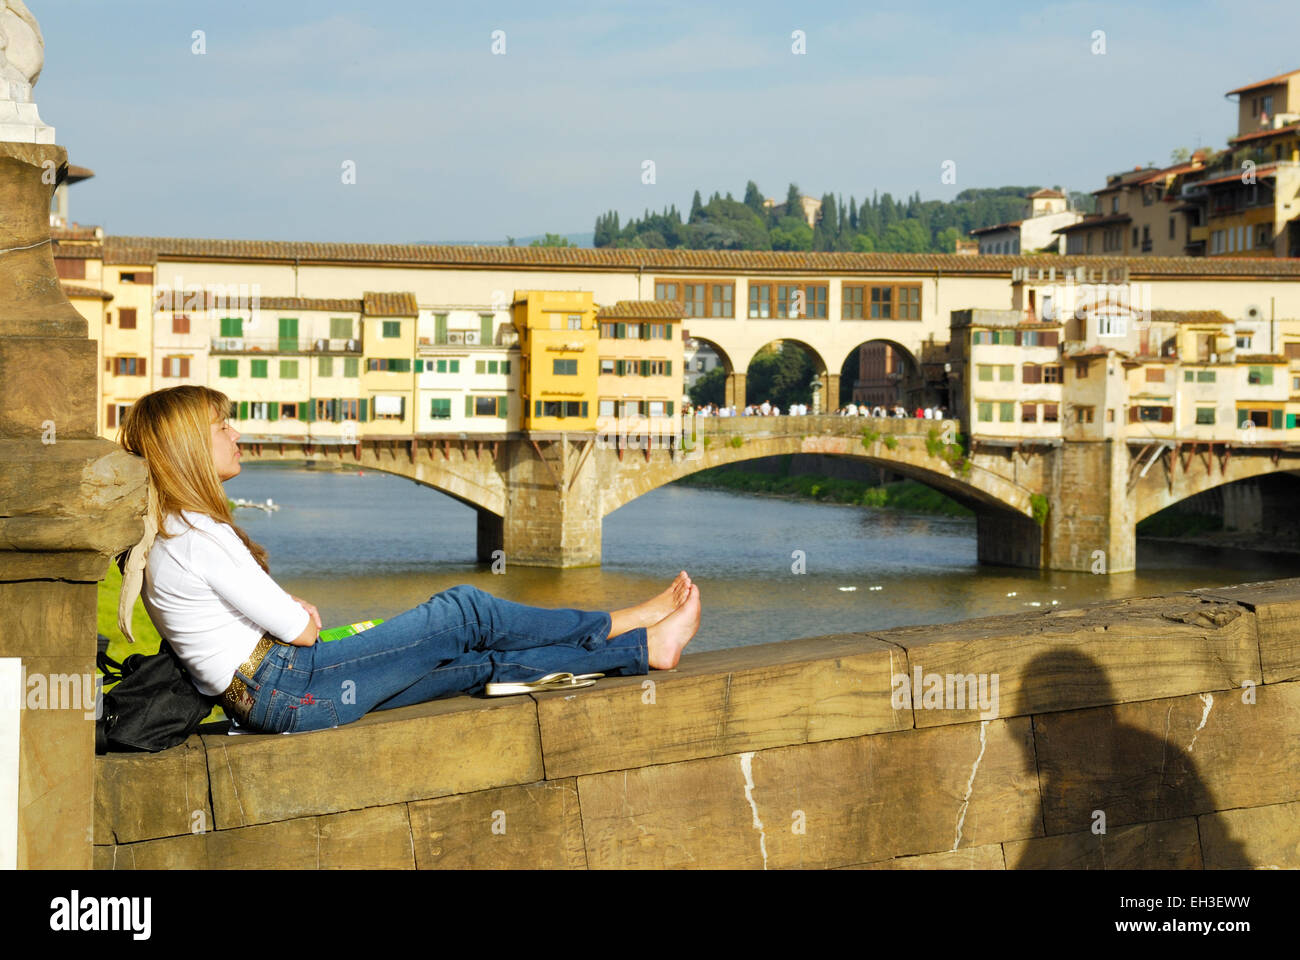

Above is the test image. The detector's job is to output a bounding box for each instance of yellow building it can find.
[512,290,598,432]
[595,300,685,433]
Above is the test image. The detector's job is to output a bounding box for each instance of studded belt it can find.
[220,633,293,725]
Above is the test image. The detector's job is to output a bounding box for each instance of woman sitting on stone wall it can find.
[113,385,700,734]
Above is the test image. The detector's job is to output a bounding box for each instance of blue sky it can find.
[32,0,1300,243]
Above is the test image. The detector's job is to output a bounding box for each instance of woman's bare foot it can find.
[646,583,700,670]
[609,571,692,637]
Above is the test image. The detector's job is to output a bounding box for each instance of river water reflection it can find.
[226,463,1300,654]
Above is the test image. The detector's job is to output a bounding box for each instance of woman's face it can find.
[210,409,242,481]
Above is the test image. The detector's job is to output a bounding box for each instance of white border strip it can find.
[0,658,21,870]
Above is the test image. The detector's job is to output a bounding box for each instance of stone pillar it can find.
[1044,439,1135,574]
[502,435,601,567]
[475,507,504,563]
[819,372,840,412]
[976,509,1043,568]
[1222,481,1263,534]
[724,371,746,409]
[0,142,148,868]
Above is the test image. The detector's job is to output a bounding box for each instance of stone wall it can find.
[93,578,1300,868]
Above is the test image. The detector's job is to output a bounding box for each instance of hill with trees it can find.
[594,181,1094,253]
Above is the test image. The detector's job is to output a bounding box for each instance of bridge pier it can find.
[501,435,602,568]
[817,372,840,413]
[1044,439,1136,574]
[476,508,504,563]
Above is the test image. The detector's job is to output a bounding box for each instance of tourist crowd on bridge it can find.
[684,401,948,419]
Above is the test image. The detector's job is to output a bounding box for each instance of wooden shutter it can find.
[1043,331,1059,347]
[1013,330,1022,346]
[106,404,115,427]
[105,358,111,372]
[180,357,190,377]
[498,395,508,418]
[138,358,146,377]
[466,395,474,417]
[1022,364,1041,384]
[1128,406,1139,423]
[1160,406,1173,423]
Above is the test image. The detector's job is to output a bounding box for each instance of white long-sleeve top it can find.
[139,509,309,696]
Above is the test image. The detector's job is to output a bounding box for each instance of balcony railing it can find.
[211,337,362,354]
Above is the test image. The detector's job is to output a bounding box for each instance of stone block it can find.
[409,779,585,869]
[0,339,97,437]
[1004,818,1202,869]
[202,695,542,828]
[1032,680,1300,835]
[1199,800,1300,869]
[537,633,909,779]
[1196,578,1300,683]
[94,735,210,844]
[0,580,96,658]
[577,717,1040,868]
[846,844,1006,869]
[875,594,1259,726]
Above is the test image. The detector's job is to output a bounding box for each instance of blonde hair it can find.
[115,385,270,641]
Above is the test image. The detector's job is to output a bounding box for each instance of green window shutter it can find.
[415,359,424,372]
[580,401,587,418]
[466,395,474,417]
[268,403,278,422]
[1289,413,1297,429]
[503,360,511,374]
[641,360,650,377]
[642,324,650,340]
[667,401,674,415]
[476,360,486,374]
[615,360,623,375]
[435,314,448,344]
[344,357,359,377]
[318,356,331,377]
[358,398,367,421]
[303,399,315,423]
[1237,409,1249,428]
[330,317,351,339]
[481,315,493,345]
[1271,409,1283,429]
[238,401,248,420]
[616,322,625,339]
[498,395,508,418]
[666,360,672,376]
[450,360,459,373]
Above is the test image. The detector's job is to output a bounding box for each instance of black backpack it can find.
[95,635,217,754]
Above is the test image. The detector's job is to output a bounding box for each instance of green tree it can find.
[743,180,765,217]
[688,366,726,407]
[689,190,704,223]
[934,226,962,253]
[529,233,574,247]
[746,342,815,410]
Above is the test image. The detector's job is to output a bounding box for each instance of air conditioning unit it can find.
[464,331,478,345]
[447,332,465,344]
[1245,305,1263,322]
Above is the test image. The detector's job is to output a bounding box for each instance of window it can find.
[1043,364,1063,384]
[278,317,298,351]
[553,359,578,375]
[1145,367,1165,382]
[1075,362,1089,378]
[1134,405,1172,423]
[373,395,406,420]
[842,286,864,319]
[656,279,734,318]
[598,399,616,416]
[748,284,771,318]
[870,286,892,319]
[1257,223,1273,247]
[977,402,993,422]
[1248,366,1274,386]
[330,317,352,339]
[648,323,668,339]
[647,401,666,417]
[280,360,299,379]
[344,357,359,377]
[1077,405,1095,423]
[172,315,190,334]
[429,397,451,419]
[535,400,587,419]
[318,356,333,377]
[1195,407,1216,425]
[280,402,298,420]
[1022,364,1041,384]
[648,360,671,376]
[567,315,582,331]
[162,356,190,378]
[382,321,401,338]
[1042,403,1059,423]
[366,358,411,372]
[1022,403,1038,423]
[600,359,615,374]
[999,402,1014,422]
[1098,314,1126,337]
[250,358,268,378]
[977,365,993,382]
[625,323,641,339]
[118,308,137,330]
[433,359,460,374]
[1236,334,1253,350]
[474,396,500,416]
[219,358,237,378]
[247,401,268,420]
[600,322,616,338]
[998,365,1013,381]
[896,285,920,320]
[1194,369,1214,383]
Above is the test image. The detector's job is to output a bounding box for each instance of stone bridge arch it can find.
[1134,445,1300,523]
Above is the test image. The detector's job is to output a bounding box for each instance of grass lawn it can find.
[98,562,227,723]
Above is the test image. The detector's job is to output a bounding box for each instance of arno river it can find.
[227,462,1300,653]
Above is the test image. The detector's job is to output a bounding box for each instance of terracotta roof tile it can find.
[1029,189,1066,199]
[362,291,418,316]
[1230,122,1300,144]
[1226,69,1300,96]
[1238,353,1288,363]
[50,225,100,241]
[88,233,1300,280]
[1194,165,1280,188]
[595,300,687,320]
[1055,214,1132,234]
[103,244,158,266]
[969,220,1024,236]
[258,296,361,313]
[60,283,112,300]
[1149,310,1232,325]
[52,241,102,259]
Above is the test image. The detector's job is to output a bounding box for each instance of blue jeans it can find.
[236,584,649,734]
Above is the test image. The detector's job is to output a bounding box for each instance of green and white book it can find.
[318,618,385,642]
